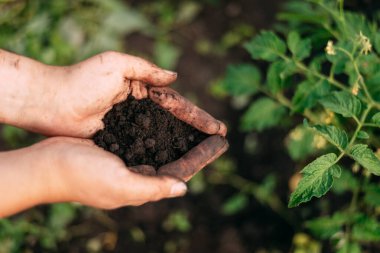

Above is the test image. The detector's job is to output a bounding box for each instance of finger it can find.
[124,173,187,205]
[157,135,229,182]
[149,87,227,136]
[130,80,148,100]
[128,165,156,176]
[117,53,177,86]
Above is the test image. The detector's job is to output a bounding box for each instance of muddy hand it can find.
[148,87,227,136]
[142,87,228,181]
[0,50,178,138]
[35,137,187,209]
[157,135,228,181]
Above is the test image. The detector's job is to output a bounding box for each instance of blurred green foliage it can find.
[0,203,78,251]
[0,0,150,64]
[0,0,153,251]
[219,0,380,251]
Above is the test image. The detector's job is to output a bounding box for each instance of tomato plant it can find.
[221,0,380,251]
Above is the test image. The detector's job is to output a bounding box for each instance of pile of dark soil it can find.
[93,96,208,168]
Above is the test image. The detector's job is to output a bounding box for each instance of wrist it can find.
[28,139,74,204]
[0,147,48,217]
[0,50,59,134]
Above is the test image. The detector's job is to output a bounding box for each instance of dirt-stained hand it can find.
[41,51,177,137]
[33,137,187,209]
[57,52,228,182]
[146,87,229,181]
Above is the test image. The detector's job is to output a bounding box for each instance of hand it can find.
[53,54,229,181]
[0,49,226,138]
[47,51,228,139]
[0,49,228,190]
[40,137,190,209]
[146,87,229,181]
[33,51,229,180]
[39,51,179,137]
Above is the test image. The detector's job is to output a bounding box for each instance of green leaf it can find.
[222,64,261,96]
[337,242,361,253]
[288,153,341,207]
[153,40,181,70]
[364,184,380,207]
[48,203,76,230]
[244,31,286,61]
[311,124,348,150]
[287,31,312,60]
[188,171,206,194]
[103,5,152,35]
[222,194,248,215]
[357,130,369,139]
[367,72,380,101]
[306,212,350,239]
[332,169,359,194]
[163,210,191,232]
[267,60,296,94]
[176,2,202,25]
[1,125,27,148]
[371,112,380,125]
[319,91,361,118]
[352,215,380,242]
[241,98,287,132]
[349,144,380,176]
[326,41,352,74]
[254,174,277,205]
[292,80,330,113]
[286,126,316,161]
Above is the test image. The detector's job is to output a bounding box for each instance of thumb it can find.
[124,171,187,205]
[118,53,177,86]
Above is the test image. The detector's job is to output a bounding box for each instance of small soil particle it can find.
[93,96,209,169]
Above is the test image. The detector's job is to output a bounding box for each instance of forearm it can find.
[0,49,61,134]
[0,148,47,218]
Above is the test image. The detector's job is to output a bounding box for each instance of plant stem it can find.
[339,0,344,19]
[346,105,372,150]
[258,87,320,124]
[291,58,347,90]
[335,47,374,103]
[211,173,297,227]
[363,123,380,128]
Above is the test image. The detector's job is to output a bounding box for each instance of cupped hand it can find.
[145,87,229,181]
[32,137,188,209]
[16,50,229,183]
[42,51,178,137]
[39,51,228,140]
[46,52,229,181]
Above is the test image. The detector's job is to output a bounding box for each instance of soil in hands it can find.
[93,96,208,169]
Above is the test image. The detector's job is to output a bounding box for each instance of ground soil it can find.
[93,96,208,168]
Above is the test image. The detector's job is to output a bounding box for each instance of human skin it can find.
[0,50,228,217]
[0,50,226,137]
[0,137,190,218]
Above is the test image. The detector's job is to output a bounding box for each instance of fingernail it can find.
[170,182,187,197]
[163,69,177,76]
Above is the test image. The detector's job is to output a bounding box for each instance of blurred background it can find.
[0,0,379,252]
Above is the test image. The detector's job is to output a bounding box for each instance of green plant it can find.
[220,0,380,251]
